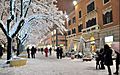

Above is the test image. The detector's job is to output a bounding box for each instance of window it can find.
[103,11,113,24]
[68,20,71,25]
[79,11,82,18]
[86,18,96,28]
[72,28,76,34]
[68,30,71,35]
[103,0,109,4]
[72,17,76,23]
[87,2,95,13]
[78,24,83,32]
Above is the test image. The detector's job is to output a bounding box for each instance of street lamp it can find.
[73,0,78,6]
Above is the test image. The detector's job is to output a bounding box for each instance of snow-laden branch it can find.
[0,20,7,36]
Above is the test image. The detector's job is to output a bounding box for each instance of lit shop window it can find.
[105,36,113,47]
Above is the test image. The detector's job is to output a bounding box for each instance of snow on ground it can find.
[0,52,119,75]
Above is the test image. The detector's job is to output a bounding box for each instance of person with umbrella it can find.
[111,42,120,75]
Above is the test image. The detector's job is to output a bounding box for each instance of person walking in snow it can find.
[44,47,48,57]
[56,47,60,59]
[113,51,120,75]
[27,47,30,58]
[103,44,113,75]
[31,46,36,58]
[49,47,52,56]
[59,46,63,59]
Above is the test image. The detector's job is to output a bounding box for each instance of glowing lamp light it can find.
[73,0,78,6]
[65,15,68,18]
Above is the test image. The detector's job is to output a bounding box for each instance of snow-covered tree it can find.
[0,0,66,61]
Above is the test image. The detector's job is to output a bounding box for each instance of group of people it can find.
[38,46,64,59]
[38,47,63,59]
[27,46,37,58]
[38,47,52,57]
[56,46,63,59]
[95,44,120,75]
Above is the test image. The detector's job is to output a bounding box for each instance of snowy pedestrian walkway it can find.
[0,52,119,75]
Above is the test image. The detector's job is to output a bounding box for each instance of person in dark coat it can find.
[59,47,63,59]
[27,47,30,58]
[56,47,60,59]
[95,50,101,69]
[113,51,120,75]
[41,48,44,54]
[103,44,113,75]
[99,48,105,69]
[0,45,3,58]
[31,46,35,58]
[49,47,52,56]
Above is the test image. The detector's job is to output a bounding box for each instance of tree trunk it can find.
[7,37,12,61]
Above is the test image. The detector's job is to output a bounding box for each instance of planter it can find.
[10,58,27,67]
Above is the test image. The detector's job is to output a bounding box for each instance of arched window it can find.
[103,10,113,24]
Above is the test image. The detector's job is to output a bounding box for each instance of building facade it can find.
[66,0,120,52]
[40,29,67,50]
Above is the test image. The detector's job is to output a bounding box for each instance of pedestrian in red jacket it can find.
[44,47,48,57]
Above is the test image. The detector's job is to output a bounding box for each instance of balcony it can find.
[66,34,76,38]
[82,25,100,34]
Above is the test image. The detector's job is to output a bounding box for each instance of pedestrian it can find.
[56,47,60,59]
[41,48,44,54]
[49,47,52,56]
[59,46,63,59]
[103,44,113,75]
[113,51,120,75]
[38,48,40,52]
[0,45,3,58]
[95,50,100,69]
[44,47,48,57]
[99,48,105,69]
[31,46,35,58]
[27,47,30,58]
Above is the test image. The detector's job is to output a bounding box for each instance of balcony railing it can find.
[82,25,100,34]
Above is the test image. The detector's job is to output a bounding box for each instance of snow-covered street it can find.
[0,52,119,75]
